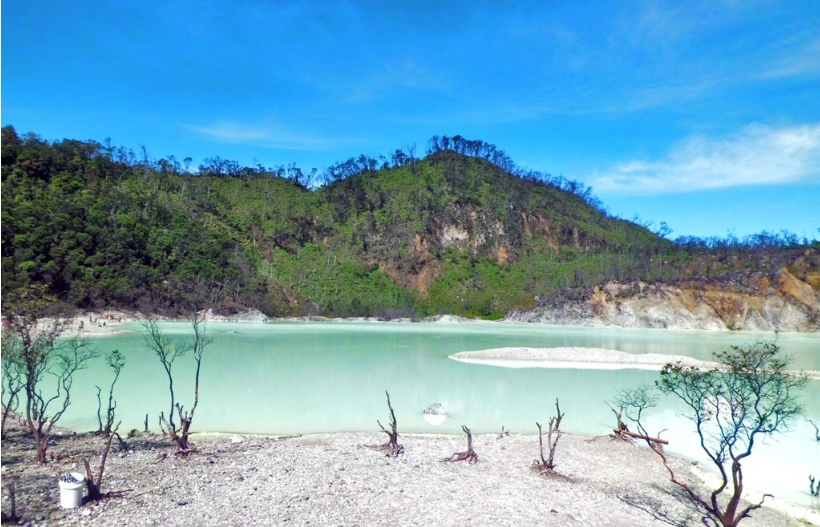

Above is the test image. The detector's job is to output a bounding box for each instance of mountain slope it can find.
[2,126,817,329]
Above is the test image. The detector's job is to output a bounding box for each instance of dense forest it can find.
[2,126,817,319]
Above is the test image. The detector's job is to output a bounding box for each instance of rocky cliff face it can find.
[366,200,615,296]
[505,251,820,332]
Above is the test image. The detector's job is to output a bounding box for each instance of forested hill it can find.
[2,126,817,325]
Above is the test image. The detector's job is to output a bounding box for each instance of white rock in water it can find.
[423,403,447,425]
[424,403,445,415]
[231,434,245,443]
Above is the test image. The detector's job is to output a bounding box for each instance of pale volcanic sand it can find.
[448,346,720,371]
[1,422,815,527]
[34,312,138,337]
[448,346,820,379]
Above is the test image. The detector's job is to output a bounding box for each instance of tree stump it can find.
[443,425,478,463]
[608,404,631,442]
[83,423,120,502]
[1,483,21,524]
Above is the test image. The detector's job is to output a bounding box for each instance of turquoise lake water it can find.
[59,321,819,506]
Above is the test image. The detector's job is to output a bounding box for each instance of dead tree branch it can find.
[83,422,121,501]
[616,429,668,445]
[611,384,659,447]
[1,483,21,524]
[497,425,510,440]
[375,390,403,456]
[443,426,478,463]
[534,398,564,473]
[144,313,210,453]
[607,403,631,442]
[97,350,124,435]
[114,431,128,452]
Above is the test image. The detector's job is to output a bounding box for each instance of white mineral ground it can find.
[448,346,820,379]
[449,347,720,370]
[39,312,138,337]
[2,418,818,527]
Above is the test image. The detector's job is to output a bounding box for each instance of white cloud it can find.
[341,59,451,104]
[183,121,341,151]
[591,124,820,194]
[754,35,820,80]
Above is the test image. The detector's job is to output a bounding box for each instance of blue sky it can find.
[3,0,819,239]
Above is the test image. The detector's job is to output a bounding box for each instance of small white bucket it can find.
[58,472,86,508]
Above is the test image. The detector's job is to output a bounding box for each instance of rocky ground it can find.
[2,418,815,527]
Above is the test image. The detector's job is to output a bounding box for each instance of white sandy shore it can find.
[2,423,816,527]
[59,312,137,336]
[449,346,720,371]
[448,347,820,379]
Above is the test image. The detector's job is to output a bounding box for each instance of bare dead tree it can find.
[607,403,631,441]
[611,384,667,448]
[22,335,94,463]
[1,334,24,440]
[376,391,402,456]
[497,425,510,440]
[809,419,820,441]
[143,316,191,432]
[83,422,121,501]
[1,483,20,524]
[654,341,807,527]
[443,425,478,463]
[614,385,657,436]
[534,398,564,472]
[94,386,103,433]
[810,475,818,497]
[95,350,125,435]
[2,287,97,463]
[145,312,211,453]
[113,429,129,452]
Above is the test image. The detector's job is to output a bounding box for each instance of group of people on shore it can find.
[78,313,124,331]
[90,313,122,324]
